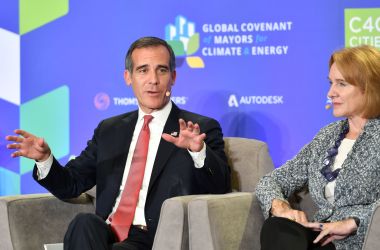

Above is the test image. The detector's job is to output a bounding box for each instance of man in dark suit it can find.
[6,37,230,250]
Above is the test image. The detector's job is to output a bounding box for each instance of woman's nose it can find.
[327,85,336,99]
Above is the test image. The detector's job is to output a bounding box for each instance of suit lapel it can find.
[148,104,181,193]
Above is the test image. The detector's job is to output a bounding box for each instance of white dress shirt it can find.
[36,101,207,226]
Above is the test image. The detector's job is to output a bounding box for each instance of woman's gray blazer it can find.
[256,118,380,250]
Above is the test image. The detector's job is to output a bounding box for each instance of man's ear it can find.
[171,70,177,86]
[124,70,132,86]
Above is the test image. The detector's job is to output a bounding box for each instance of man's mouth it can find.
[146,91,160,95]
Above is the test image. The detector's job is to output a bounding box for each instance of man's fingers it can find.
[37,137,46,147]
[187,121,194,131]
[189,134,206,152]
[162,133,177,144]
[6,129,36,143]
[5,136,17,142]
[193,123,200,134]
[178,119,201,135]
[14,129,32,138]
[11,149,29,158]
[196,133,206,142]
[6,143,21,149]
[11,151,21,158]
[178,119,187,131]
[5,135,23,143]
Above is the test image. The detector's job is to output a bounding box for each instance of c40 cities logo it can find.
[165,16,205,68]
[345,8,380,49]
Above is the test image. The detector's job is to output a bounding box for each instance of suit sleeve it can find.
[32,122,102,200]
[194,117,231,194]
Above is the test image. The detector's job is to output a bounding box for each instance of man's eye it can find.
[158,68,168,74]
[138,68,147,73]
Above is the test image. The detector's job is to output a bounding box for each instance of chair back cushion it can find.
[224,137,274,192]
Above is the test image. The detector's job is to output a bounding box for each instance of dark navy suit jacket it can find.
[33,102,231,240]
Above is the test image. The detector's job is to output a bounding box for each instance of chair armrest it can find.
[153,195,203,250]
[362,202,380,250]
[188,192,264,250]
[0,193,95,250]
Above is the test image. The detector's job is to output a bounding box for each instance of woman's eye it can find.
[338,81,347,87]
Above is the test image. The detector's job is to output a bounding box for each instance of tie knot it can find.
[143,115,153,126]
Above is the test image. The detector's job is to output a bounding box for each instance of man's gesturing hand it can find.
[6,129,51,162]
[162,119,206,152]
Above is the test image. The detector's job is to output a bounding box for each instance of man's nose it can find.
[148,71,158,85]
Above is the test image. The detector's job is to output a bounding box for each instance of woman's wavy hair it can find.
[329,45,380,118]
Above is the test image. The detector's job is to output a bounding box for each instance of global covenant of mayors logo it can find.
[345,8,380,49]
[165,16,205,68]
[165,15,293,69]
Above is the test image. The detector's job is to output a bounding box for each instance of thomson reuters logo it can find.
[94,92,110,110]
[165,15,205,68]
[228,94,284,107]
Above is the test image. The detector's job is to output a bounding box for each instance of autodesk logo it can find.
[228,95,239,107]
[228,94,284,107]
[165,15,205,68]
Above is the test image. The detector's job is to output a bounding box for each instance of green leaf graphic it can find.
[167,40,185,56]
[187,33,200,55]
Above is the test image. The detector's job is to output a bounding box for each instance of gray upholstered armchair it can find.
[0,192,95,250]
[0,137,272,250]
[186,189,380,250]
[184,140,380,250]
[152,137,275,250]
[185,137,275,250]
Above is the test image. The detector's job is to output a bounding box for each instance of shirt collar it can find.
[137,101,172,126]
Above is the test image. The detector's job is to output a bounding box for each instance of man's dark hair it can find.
[125,36,176,72]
